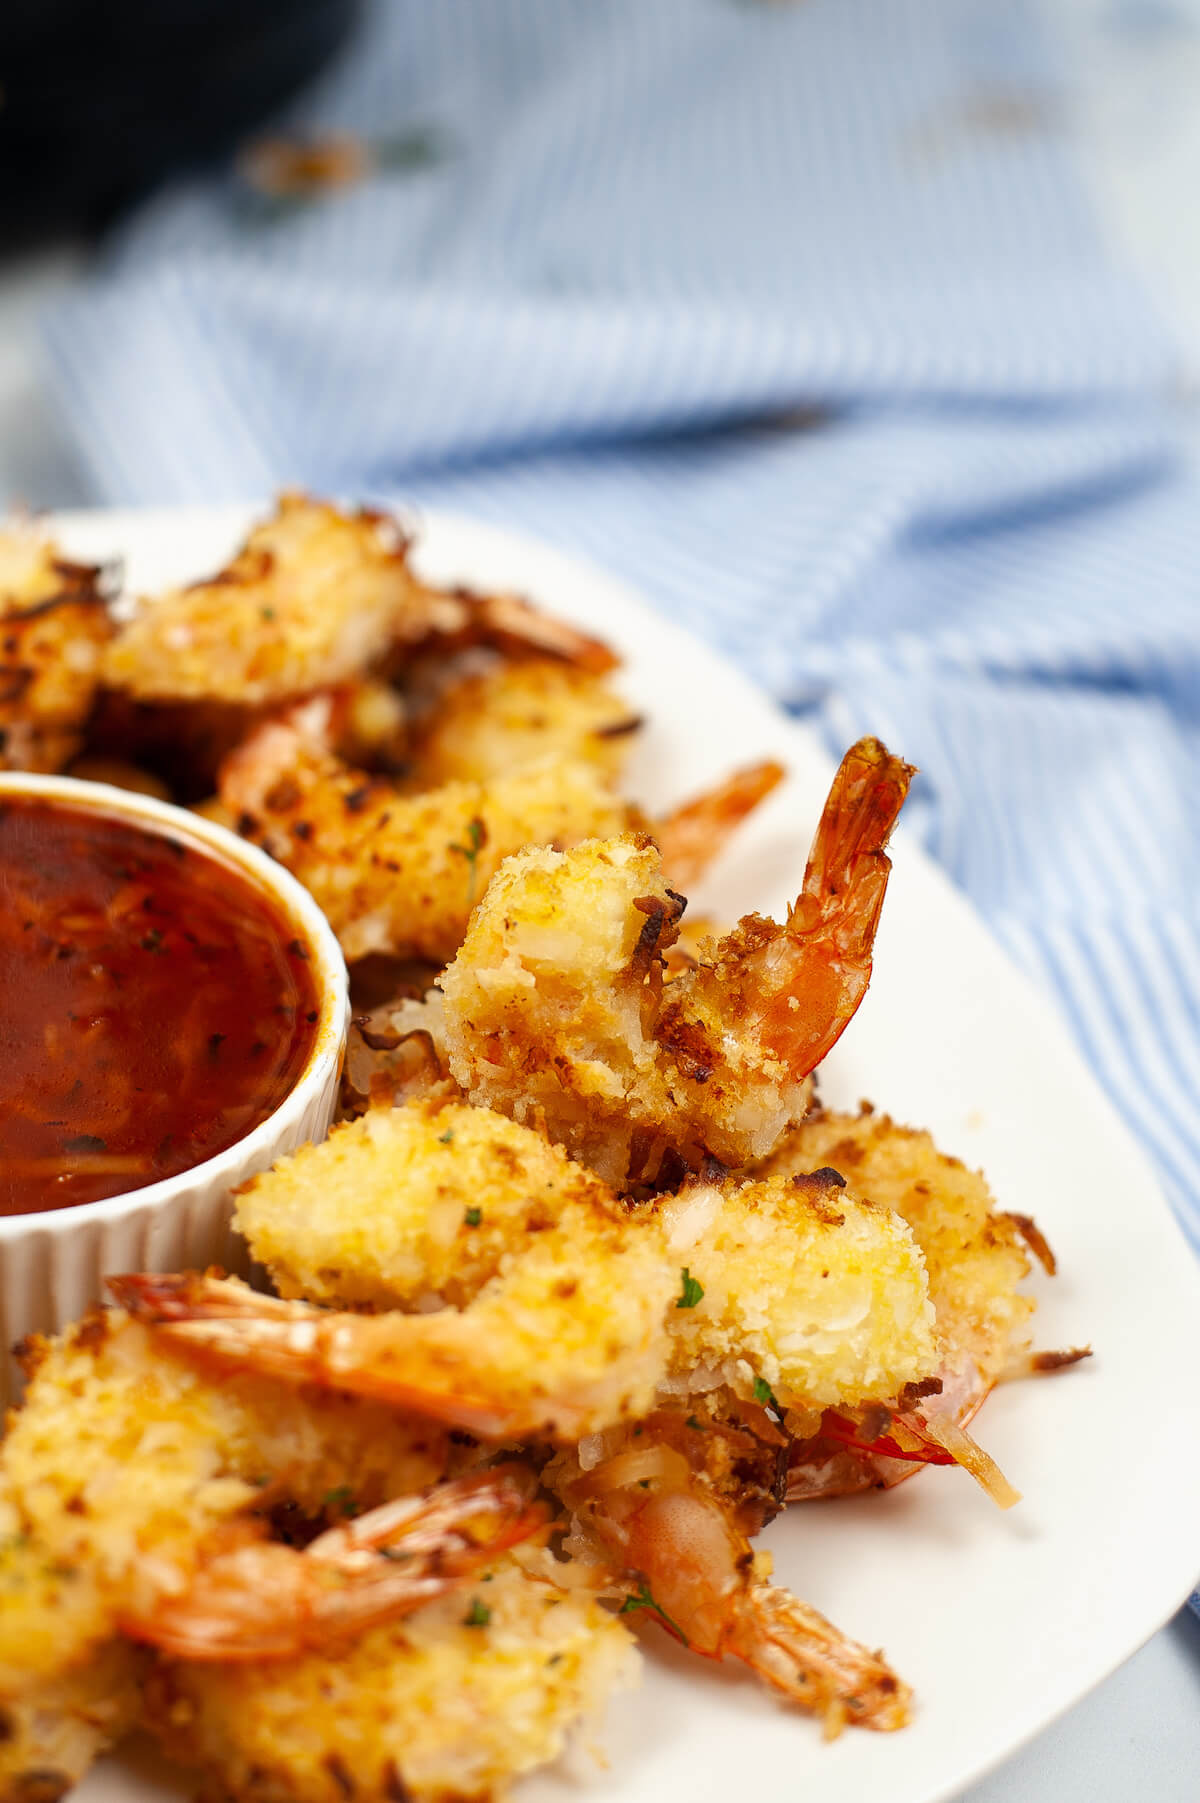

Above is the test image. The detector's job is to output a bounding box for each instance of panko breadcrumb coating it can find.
[0,527,112,772]
[763,1108,1035,1397]
[410,656,641,787]
[657,1170,937,1410]
[1,1311,455,1690]
[104,493,451,706]
[442,742,911,1187]
[233,1100,936,1420]
[220,702,629,963]
[145,1558,639,1803]
[440,834,814,1187]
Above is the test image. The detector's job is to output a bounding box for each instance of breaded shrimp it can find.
[0,1309,458,1699]
[124,1468,546,1661]
[656,1168,937,1412]
[441,738,912,1186]
[144,1556,638,1803]
[218,697,629,962]
[763,1108,1088,1504]
[115,1108,679,1441]
[0,527,112,773]
[0,1627,142,1803]
[104,493,452,706]
[551,1412,909,1733]
[409,656,641,788]
[121,1103,936,1434]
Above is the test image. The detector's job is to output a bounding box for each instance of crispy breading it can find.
[235,1101,935,1418]
[220,709,629,963]
[410,657,639,787]
[146,1558,638,1803]
[104,493,451,706]
[762,1107,1034,1390]
[1,1311,453,1689]
[0,528,112,773]
[234,1101,678,1437]
[657,1170,937,1409]
[440,835,814,1187]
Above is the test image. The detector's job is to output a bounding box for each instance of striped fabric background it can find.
[40,0,1200,1309]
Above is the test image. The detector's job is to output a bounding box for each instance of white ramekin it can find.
[0,772,349,1403]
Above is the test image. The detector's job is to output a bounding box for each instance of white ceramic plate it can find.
[44,505,1200,1803]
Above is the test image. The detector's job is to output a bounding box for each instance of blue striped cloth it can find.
[42,0,1200,1313]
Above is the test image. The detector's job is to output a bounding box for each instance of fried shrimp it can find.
[116,1268,671,1443]
[145,1557,638,1803]
[104,493,448,706]
[766,1108,1087,1505]
[441,738,912,1185]
[0,1309,459,1706]
[0,527,112,773]
[0,1630,143,1803]
[656,1169,937,1412]
[408,657,642,788]
[218,697,630,962]
[551,1413,910,1734]
[125,1468,547,1662]
[121,1103,934,1440]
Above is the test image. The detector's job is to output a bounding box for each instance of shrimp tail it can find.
[654,760,786,888]
[121,1469,548,1662]
[109,1273,643,1441]
[793,736,914,953]
[728,1587,911,1735]
[753,737,914,1074]
[109,1273,511,1434]
[465,590,620,674]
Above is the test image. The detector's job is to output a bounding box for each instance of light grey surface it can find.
[0,4,1196,1796]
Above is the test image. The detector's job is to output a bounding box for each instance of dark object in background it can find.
[0,0,359,245]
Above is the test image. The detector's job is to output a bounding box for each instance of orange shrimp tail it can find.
[121,1470,548,1662]
[728,1588,911,1734]
[655,759,786,888]
[759,737,914,1072]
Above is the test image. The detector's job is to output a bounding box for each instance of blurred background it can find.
[0,3,1198,1797]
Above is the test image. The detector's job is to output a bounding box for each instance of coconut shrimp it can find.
[145,1555,638,1803]
[408,656,642,789]
[120,1104,936,1442]
[218,695,630,963]
[114,1105,679,1441]
[0,527,112,773]
[219,696,782,965]
[103,493,452,707]
[764,1108,1089,1505]
[0,1307,466,1700]
[227,1108,940,1417]
[550,1412,910,1734]
[441,738,913,1186]
[124,1467,547,1662]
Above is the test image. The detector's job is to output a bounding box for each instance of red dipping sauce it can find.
[0,795,321,1215]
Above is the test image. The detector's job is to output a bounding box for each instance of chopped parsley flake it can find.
[463,1597,491,1628]
[619,1581,688,1644]
[322,1486,360,1517]
[449,816,487,906]
[676,1267,704,1309]
[438,1129,454,1145]
[463,1206,482,1227]
[753,1375,781,1413]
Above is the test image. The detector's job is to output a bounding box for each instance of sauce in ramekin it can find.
[0,795,320,1215]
